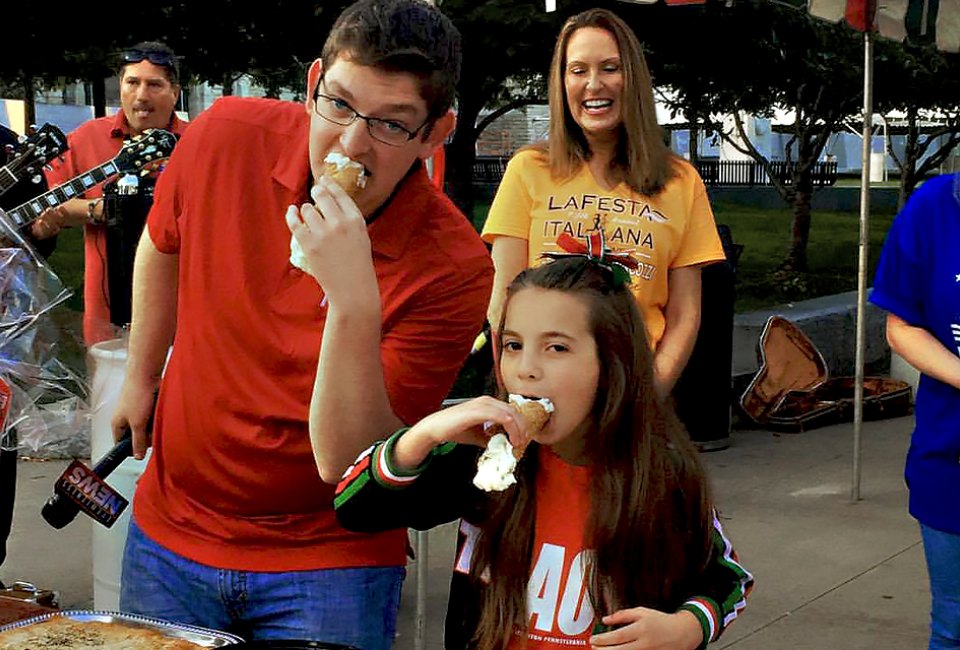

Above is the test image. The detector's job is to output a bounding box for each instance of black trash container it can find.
[0,436,15,576]
[674,224,741,451]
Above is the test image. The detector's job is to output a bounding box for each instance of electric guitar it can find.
[1,128,176,235]
[0,124,68,198]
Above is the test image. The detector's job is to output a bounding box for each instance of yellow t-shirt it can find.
[481,150,724,347]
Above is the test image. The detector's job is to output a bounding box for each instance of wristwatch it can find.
[87,198,104,224]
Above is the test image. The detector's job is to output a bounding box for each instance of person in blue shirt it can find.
[871,172,960,650]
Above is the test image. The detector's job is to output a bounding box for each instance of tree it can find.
[440,0,602,214]
[874,44,960,208]
[648,1,864,272]
[0,4,123,124]
[160,1,335,98]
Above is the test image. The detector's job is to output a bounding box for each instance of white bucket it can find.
[88,338,151,612]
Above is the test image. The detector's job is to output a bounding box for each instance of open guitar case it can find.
[739,315,912,432]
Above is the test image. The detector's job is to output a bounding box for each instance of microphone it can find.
[41,429,134,529]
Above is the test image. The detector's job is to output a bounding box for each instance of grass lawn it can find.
[45,226,88,376]
[713,202,896,312]
[48,227,85,311]
[472,200,897,313]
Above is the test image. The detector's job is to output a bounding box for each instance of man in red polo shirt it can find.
[34,42,187,345]
[110,1,492,648]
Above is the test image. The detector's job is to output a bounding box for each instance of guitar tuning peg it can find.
[27,124,37,134]
[31,174,42,184]
[16,135,27,144]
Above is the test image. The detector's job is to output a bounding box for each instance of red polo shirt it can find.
[134,96,493,571]
[44,110,188,345]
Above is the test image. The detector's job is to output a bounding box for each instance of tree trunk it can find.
[446,99,482,219]
[897,108,921,210]
[688,125,699,164]
[92,77,107,118]
[222,73,235,97]
[22,73,36,128]
[898,165,918,211]
[784,163,815,272]
[188,83,205,120]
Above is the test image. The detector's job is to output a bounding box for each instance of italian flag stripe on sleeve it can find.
[713,512,754,627]
[373,439,420,489]
[681,597,719,642]
[333,471,370,510]
[335,447,373,497]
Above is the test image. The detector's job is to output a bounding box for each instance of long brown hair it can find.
[471,257,713,650]
[537,8,678,195]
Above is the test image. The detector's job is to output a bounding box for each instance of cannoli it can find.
[290,153,368,273]
[473,395,553,492]
[322,151,367,197]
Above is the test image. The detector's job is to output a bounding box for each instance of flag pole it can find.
[852,28,873,502]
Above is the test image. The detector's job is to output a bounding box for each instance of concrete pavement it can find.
[1,414,929,648]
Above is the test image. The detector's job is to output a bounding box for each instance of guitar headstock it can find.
[2,123,68,184]
[113,128,178,176]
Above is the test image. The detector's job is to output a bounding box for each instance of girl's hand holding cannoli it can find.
[473,394,553,491]
[389,396,529,473]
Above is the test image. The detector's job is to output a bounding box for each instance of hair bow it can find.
[540,229,639,288]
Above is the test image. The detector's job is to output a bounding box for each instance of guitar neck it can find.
[0,160,30,196]
[6,158,120,228]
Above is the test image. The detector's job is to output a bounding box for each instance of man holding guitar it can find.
[33,41,187,345]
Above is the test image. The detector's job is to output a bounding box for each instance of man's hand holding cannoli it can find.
[285,175,378,313]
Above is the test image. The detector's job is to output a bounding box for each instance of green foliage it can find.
[162,0,336,92]
[635,1,868,269]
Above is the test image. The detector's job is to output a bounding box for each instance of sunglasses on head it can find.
[122,49,178,68]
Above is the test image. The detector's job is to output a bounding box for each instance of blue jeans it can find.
[921,523,960,649]
[120,519,403,650]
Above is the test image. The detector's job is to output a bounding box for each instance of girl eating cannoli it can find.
[332,246,753,650]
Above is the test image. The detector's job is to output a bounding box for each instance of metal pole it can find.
[415,529,429,650]
[852,30,874,502]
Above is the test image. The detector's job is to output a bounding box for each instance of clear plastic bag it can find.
[0,230,87,456]
[0,360,89,455]
[0,236,72,348]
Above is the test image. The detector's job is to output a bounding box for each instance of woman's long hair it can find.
[470,257,713,650]
[536,8,678,195]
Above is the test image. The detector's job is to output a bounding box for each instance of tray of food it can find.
[0,609,244,648]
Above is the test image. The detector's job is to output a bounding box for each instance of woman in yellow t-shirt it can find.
[481,8,724,399]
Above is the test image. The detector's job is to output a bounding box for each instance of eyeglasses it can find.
[121,49,178,69]
[312,78,428,147]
